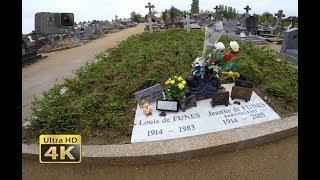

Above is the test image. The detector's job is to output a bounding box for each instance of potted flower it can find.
[164,76,190,110]
[206,40,241,83]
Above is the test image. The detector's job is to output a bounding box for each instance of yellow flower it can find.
[165,80,170,85]
[182,80,186,85]
[177,76,183,81]
[169,80,175,85]
[234,72,240,78]
[228,71,234,77]
[174,76,177,79]
[178,83,185,90]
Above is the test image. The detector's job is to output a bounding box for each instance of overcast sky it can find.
[22,0,298,34]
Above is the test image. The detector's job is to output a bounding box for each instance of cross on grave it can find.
[275,10,285,27]
[244,5,251,17]
[145,2,155,15]
[115,15,118,21]
[214,6,221,20]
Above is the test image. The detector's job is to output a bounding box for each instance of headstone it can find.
[131,83,281,143]
[185,14,191,32]
[245,16,258,34]
[148,18,153,33]
[280,28,298,63]
[134,84,164,104]
[223,21,237,33]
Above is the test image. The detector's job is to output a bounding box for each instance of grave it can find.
[273,10,285,35]
[131,83,280,143]
[280,28,298,63]
[214,6,222,21]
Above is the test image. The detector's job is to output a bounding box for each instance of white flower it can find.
[214,42,225,51]
[211,65,220,72]
[230,41,239,52]
[60,87,68,95]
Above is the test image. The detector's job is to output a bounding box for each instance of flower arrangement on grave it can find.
[164,76,189,101]
[206,41,241,83]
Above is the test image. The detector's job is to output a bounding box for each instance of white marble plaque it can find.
[131,83,281,143]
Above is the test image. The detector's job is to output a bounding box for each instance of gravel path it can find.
[22,24,145,124]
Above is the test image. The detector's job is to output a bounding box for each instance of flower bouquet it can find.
[206,41,241,83]
[164,76,189,101]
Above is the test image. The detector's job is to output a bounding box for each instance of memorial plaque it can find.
[211,91,229,107]
[131,83,281,143]
[180,94,197,112]
[231,86,253,102]
[235,79,253,88]
[156,100,179,112]
[134,84,164,103]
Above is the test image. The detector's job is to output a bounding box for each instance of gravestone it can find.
[280,28,298,63]
[82,25,95,39]
[185,14,191,32]
[131,83,281,143]
[147,18,153,33]
[223,21,237,33]
[134,84,164,104]
[245,16,258,34]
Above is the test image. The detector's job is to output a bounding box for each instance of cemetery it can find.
[22,1,298,174]
[22,15,138,65]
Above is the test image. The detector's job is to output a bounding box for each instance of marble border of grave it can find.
[22,114,297,165]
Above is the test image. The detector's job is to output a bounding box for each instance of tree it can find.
[256,12,276,25]
[218,5,237,20]
[284,16,298,27]
[130,11,142,23]
[191,0,199,15]
[169,6,182,22]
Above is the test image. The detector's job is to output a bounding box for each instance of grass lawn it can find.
[23,29,298,144]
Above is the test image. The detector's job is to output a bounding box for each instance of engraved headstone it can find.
[280,28,298,63]
[134,84,164,103]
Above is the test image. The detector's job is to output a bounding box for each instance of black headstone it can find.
[245,16,258,34]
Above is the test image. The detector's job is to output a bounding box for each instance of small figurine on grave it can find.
[140,100,152,116]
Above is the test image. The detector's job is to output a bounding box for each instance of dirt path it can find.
[22,135,297,179]
[22,24,145,124]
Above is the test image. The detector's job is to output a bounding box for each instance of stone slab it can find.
[131,83,281,143]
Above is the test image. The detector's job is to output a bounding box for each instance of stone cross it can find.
[145,2,155,14]
[244,5,251,17]
[185,14,191,32]
[275,10,285,27]
[214,6,221,20]
[148,18,153,33]
[115,15,118,21]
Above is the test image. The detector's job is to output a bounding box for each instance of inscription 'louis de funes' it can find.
[138,113,201,126]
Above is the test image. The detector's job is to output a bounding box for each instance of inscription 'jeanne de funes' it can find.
[208,102,266,117]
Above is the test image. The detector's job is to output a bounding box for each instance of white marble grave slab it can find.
[131,83,281,143]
